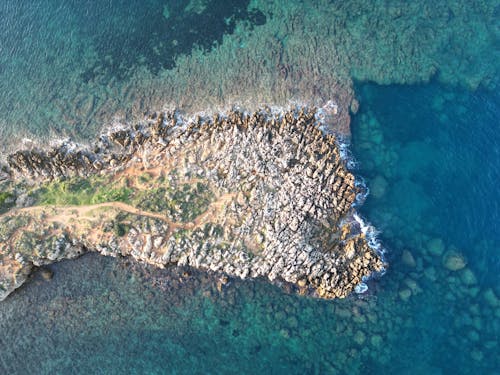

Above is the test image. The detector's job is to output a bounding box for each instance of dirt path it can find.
[1,192,238,237]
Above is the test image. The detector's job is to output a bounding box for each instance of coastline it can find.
[0,104,386,301]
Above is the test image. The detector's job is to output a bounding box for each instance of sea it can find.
[0,1,498,374]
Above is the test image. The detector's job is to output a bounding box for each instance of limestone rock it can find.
[0,107,386,301]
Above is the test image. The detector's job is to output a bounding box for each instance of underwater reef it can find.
[1,0,497,152]
[0,106,385,301]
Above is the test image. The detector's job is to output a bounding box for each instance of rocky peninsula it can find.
[0,107,385,301]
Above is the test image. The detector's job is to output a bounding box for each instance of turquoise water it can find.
[0,0,265,144]
[1,1,499,374]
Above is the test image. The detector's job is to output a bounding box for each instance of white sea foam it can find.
[353,177,369,207]
[335,144,388,295]
[354,283,369,294]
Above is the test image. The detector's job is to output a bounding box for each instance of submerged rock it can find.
[0,107,386,301]
[398,288,412,302]
[401,249,416,268]
[427,238,445,256]
[459,268,477,286]
[354,330,366,345]
[370,175,388,199]
[482,289,499,307]
[442,250,467,271]
[40,267,54,281]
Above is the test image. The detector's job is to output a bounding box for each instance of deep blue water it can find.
[352,82,500,286]
[0,1,499,374]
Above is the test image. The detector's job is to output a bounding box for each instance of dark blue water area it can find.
[352,81,500,285]
[0,0,263,81]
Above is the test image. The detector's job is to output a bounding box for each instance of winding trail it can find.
[1,192,238,237]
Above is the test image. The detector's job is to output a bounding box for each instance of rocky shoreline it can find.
[0,106,385,301]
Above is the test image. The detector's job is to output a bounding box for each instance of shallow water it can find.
[1,82,498,374]
[1,0,499,374]
[0,0,265,144]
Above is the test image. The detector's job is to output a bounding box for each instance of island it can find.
[0,107,385,301]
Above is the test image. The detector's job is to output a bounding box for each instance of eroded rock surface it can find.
[0,107,385,301]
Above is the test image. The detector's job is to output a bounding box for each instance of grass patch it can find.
[173,228,190,241]
[0,192,13,205]
[203,223,224,237]
[138,172,154,184]
[0,191,15,212]
[33,176,132,206]
[134,182,213,222]
[29,174,213,225]
[113,221,131,237]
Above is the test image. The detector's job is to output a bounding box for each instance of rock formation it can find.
[0,107,385,301]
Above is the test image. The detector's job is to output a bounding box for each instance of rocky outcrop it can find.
[0,107,385,301]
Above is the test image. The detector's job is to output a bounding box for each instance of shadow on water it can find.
[351,79,500,285]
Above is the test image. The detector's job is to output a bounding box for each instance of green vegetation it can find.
[26,173,214,224]
[113,221,131,237]
[203,223,224,237]
[0,192,13,206]
[138,173,154,184]
[0,191,15,212]
[134,187,170,213]
[173,228,190,241]
[134,182,213,222]
[172,183,213,222]
[32,176,132,206]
